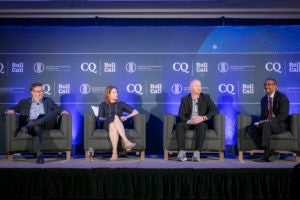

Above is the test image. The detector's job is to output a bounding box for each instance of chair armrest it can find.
[60,114,72,135]
[237,114,252,137]
[84,114,97,136]
[132,114,146,139]
[84,114,97,150]
[5,114,18,135]
[290,114,300,139]
[58,114,72,150]
[213,114,225,139]
[5,114,18,153]
[163,114,176,140]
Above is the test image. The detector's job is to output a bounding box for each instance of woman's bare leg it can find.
[113,115,136,151]
[108,123,119,161]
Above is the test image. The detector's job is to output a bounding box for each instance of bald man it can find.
[175,79,219,161]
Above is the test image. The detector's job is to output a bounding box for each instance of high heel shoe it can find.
[125,143,136,151]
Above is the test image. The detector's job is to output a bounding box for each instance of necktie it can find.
[268,97,273,119]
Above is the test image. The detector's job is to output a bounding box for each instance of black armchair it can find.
[163,114,225,161]
[5,114,72,161]
[84,113,146,160]
[237,114,300,162]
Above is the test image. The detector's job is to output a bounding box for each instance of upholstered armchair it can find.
[5,114,72,161]
[84,113,146,160]
[163,114,225,161]
[237,114,300,162]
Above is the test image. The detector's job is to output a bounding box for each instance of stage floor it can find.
[1,153,299,200]
[0,153,298,169]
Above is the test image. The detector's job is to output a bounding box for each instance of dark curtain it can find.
[0,168,293,200]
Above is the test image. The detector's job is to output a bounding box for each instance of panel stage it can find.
[0,154,299,200]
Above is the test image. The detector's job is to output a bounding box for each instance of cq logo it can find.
[0,63,5,74]
[265,62,282,73]
[218,84,235,95]
[80,62,97,73]
[172,62,189,74]
[127,84,143,94]
[43,84,51,95]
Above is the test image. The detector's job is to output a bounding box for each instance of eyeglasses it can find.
[264,83,276,86]
[32,90,44,93]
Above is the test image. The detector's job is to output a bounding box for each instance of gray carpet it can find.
[0,154,298,169]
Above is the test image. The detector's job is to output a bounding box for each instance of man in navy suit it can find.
[248,77,290,162]
[175,79,219,161]
[6,82,69,164]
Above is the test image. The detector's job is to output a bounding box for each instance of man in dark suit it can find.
[248,77,290,162]
[6,82,69,164]
[176,79,219,161]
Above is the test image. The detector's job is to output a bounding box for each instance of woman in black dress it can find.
[98,85,139,161]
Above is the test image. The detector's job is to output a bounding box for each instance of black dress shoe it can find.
[268,152,280,162]
[255,153,280,162]
[254,157,269,162]
[36,155,44,164]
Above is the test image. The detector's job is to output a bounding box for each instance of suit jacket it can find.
[178,93,219,123]
[10,97,62,127]
[260,90,290,131]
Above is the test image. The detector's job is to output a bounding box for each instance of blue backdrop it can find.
[1,25,300,155]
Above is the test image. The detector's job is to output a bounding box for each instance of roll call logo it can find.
[11,62,24,73]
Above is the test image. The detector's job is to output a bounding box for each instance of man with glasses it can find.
[248,78,290,162]
[6,82,69,164]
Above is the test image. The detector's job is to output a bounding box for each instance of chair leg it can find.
[239,151,244,162]
[65,151,71,160]
[7,154,13,161]
[85,151,89,161]
[164,150,169,160]
[140,151,145,160]
[219,151,224,161]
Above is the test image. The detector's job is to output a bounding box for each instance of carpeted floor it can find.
[0,153,298,169]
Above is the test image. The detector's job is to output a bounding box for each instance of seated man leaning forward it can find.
[175,79,219,162]
[6,82,69,164]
